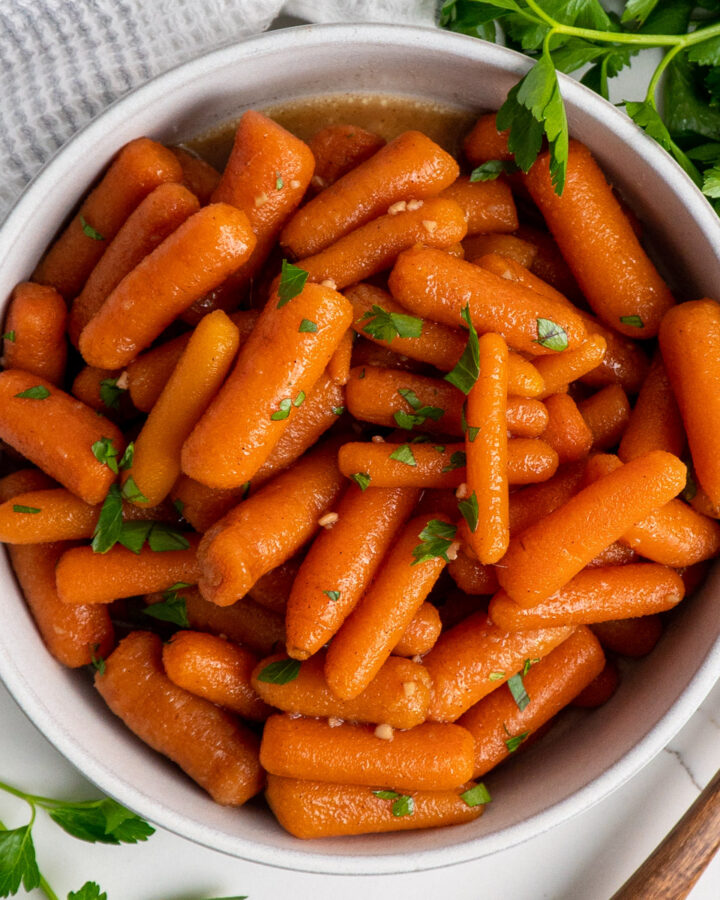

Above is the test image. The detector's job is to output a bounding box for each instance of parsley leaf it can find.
[68,882,108,900]
[99,377,126,410]
[350,472,371,491]
[389,444,417,466]
[411,519,457,566]
[489,671,506,681]
[460,783,492,807]
[0,823,40,896]
[621,0,661,27]
[90,646,106,675]
[146,523,190,552]
[703,164,720,198]
[117,520,153,554]
[277,260,308,307]
[445,305,479,394]
[2,330,16,342]
[293,391,305,407]
[14,385,50,400]
[13,504,41,514]
[619,315,645,328]
[394,388,444,430]
[80,216,105,241]
[323,590,341,602]
[503,723,529,753]
[535,318,568,352]
[91,437,120,473]
[144,583,190,627]
[507,672,530,711]
[257,659,301,684]
[122,476,148,504]
[625,98,702,187]
[469,159,519,181]
[118,442,134,470]
[458,491,479,533]
[372,790,400,800]
[333,406,345,416]
[92,484,124,554]
[275,173,285,190]
[299,318,318,333]
[271,398,292,420]
[360,304,423,343]
[48,798,154,844]
[391,795,414,817]
[442,450,466,473]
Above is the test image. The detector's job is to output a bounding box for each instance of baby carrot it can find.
[393,603,442,657]
[171,147,221,203]
[182,285,352,490]
[95,631,264,806]
[533,335,607,399]
[508,461,586,536]
[541,393,593,465]
[458,627,605,776]
[260,715,474,791]
[198,440,344,607]
[68,182,200,345]
[579,385,630,451]
[441,176,518,234]
[71,367,124,415]
[247,556,302,613]
[286,484,419,660]
[56,536,200,605]
[325,513,452,700]
[0,489,98,543]
[447,551,500,595]
[523,140,675,338]
[308,124,385,187]
[591,616,663,657]
[465,333,509,564]
[78,203,256,369]
[0,370,125,505]
[0,469,55,502]
[489,564,684,630]
[281,130,459,258]
[464,234,537,269]
[497,450,687,606]
[3,283,67,384]
[659,299,720,504]
[252,651,431,730]
[514,224,583,303]
[618,353,685,461]
[388,247,587,356]
[33,138,183,298]
[295,197,467,290]
[162,631,270,721]
[8,541,114,668]
[265,775,484,839]
[587,541,639,568]
[122,311,239,508]
[423,612,574,722]
[462,113,512,164]
[572,660,620,708]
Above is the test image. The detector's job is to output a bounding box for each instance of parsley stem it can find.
[0,777,40,807]
[39,874,61,900]
[645,43,685,105]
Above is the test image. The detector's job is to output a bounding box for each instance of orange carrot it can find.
[508,461,586,536]
[68,182,200,345]
[572,660,620,708]
[171,147,221,203]
[282,130,459,258]
[579,385,630,451]
[489,564,684,630]
[523,140,675,337]
[3,283,67,383]
[591,616,663,657]
[286,484,419,660]
[71,367,125,415]
[447,551,500,595]
[0,370,125,504]
[423,612,573,722]
[463,113,512,164]
[33,138,183,298]
[618,353,685,461]
[515,224,583,303]
[465,333,509,563]
[497,450,687,606]
[324,513,452,700]
[0,469,55,502]
[586,542,639,568]
[534,335,607,399]
[388,247,587,355]
[95,631,263,806]
[198,440,344,606]
[308,124,385,187]
[182,285,352,490]
[252,651,431,730]
[441,176,517,234]
[393,603,442,657]
[327,328,354,386]
[260,715,474,790]
[541,393,593,465]
[464,234,537,268]
[247,556,302,614]
[0,489,98,543]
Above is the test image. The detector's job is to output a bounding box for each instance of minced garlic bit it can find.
[374,723,394,741]
[254,192,269,208]
[289,179,301,189]
[411,655,423,665]
[387,200,407,216]
[328,716,343,728]
[455,482,469,500]
[407,199,424,211]
[422,219,438,234]
[320,278,338,290]
[402,682,417,698]
[318,512,339,528]
[446,541,461,562]
[115,371,129,390]
[311,174,328,189]
[371,434,386,443]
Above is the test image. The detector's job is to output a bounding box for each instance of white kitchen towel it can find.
[0,0,437,217]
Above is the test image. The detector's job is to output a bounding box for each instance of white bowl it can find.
[2,22,720,877]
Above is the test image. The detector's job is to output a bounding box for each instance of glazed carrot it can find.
[659,299,720,504]
[281,130,459,258]
[345,366,547,436]
[423,612,574,722]
[327,328,354,386]
[498,451,687,606]
[295,197,467,290]
[71,367,124,414]
[260,715,474,790]
[324,512,451,700]
[169,476,246,533]
[33,138,183,298]
[447,551,500,595]
[286,484,419,660]
[3,283,67,383]
[265,775,484,839]
[440,176,517,234]
[182,284,352,489]
[338,439,558,489]
[465,333,509,563]
[351,338,428,373]
[0,469,54,502]
[459,628,605,776]
[122,311,240,508]
[308,124,385,187]
[252,652,431,730]
[464,234,537,268]
[541,393,593,465]
[473,252,649,393]
[171,147,221,203]
[126,310,258,412]
[247,556,302,613]
[572,660,620,708]
[162,631,270,721]
[508,461,586,536]
[388,247,587,356]
[587,542,639,568]
[463,113,512,164]
[0,370,125,505]
[579,385,630,451]
[415,488,465,521]
[534,335,607,399]
[618,354,685,461]
[489,564,684,630]
[68,182,200,345]
[198,440,344,606]
[0,489,98,543]
[591,616,663,657]
[523,140,675,337]
[515,224,583,303]
[393,603,442,657]
[56,536,200,605]
[8,541,114,668]
[78,203,256,369]
[95,631,263,806]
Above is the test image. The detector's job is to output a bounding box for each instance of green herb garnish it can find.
[1,330,16,342]
[388,444,417,467]
[469,160,519,181]
[256,659,301,684]
[14,385,50,400]
[299,318,318,333]
[445,305,479,394]
[12,505,41,514]
[271,398,292,421]
[535,318,568,352]
[277,260,308,307]
[507,672,530,712]
[350,472,371,491]
[442,450,467,473]
[619,314,644,328]
[360,305,423,342]
[99,378,126,410]
[460,783,492,807]
[458,491,479,533]
[323,590,341,602]
[91,437,120,474]
[80,215,105,240]
[143,583,191,627]
[393,388,444,430]
[411,519,457,565]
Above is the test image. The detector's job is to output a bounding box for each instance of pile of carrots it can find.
[1,104,719,840]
